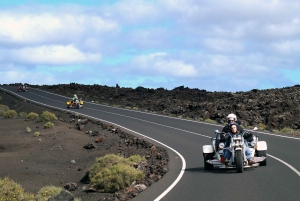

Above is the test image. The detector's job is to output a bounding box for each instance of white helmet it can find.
[227,113,237,121]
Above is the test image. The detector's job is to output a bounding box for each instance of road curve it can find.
[1,85,299,201]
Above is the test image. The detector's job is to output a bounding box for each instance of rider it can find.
[221,113,253,164]
[222,113,254,142]
[71,94,78,105]
[222,113,243,132]
[222,122,255,165]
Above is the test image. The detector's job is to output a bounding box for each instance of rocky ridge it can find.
[28,83,300,131]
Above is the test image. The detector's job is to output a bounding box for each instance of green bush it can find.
[0,104,9,116]
[44,122,54,129]
[90,163,145,193]
[0,177,35,201]
[35,185,62,201]
[27,112,39,120]
[40,111,57,122]
[4,110,17,118]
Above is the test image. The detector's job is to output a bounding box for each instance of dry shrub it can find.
[26,127,31,133]
[35,185,62,201]
[128,155,146,163]
[44,122,54,129]
[4,110,17,118]
[89,154,145,193]
[19,112,27,116]
[0,177,35,201]
[90,163,145,193]
[0,104,9,116]
[34,132,40,137]
[27,112,39,120]
[258,123,266,130]
[40,111,57,122]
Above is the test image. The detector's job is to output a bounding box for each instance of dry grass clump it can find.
[26,112,39,120]
[204,118,216,124]
[0,177,35,201]
[273,127,300,136]
[89,154,145,193]
[26,127,31,133]
[258,123,266,130]
[34,131,41,137]
[35,185,62,201]
[44,122,54,129]
[19,112,27,116]
[0,104,9,116]
[4,109,17,118]
[40,111,57,122]
[127,155,147,163]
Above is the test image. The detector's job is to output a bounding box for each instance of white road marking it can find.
[267,154,300,177]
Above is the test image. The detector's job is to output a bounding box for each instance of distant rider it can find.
[71,94,78,105]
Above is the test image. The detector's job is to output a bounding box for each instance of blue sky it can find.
[1,0,300,92]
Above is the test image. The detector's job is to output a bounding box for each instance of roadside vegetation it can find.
[89,154,146,193]
[3,109,17,118]
[0,154,146,200]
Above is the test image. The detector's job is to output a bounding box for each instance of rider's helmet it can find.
[227,113,237,123]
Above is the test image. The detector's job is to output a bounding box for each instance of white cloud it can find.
[271,40,300,55]
[0,11,119,45]
[131,52,197,77]
[204,39,244,53]
[8,45,101,65]
[105,0,161,24]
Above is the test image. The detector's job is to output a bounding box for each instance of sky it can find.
[0,0,300,92]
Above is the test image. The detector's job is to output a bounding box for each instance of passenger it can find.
[221,122,255,165]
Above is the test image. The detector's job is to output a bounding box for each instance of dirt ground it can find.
[0,90,168,201]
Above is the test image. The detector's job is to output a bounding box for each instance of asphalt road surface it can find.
[1,85,299,201]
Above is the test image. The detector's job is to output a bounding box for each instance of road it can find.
[1,85,299,201]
